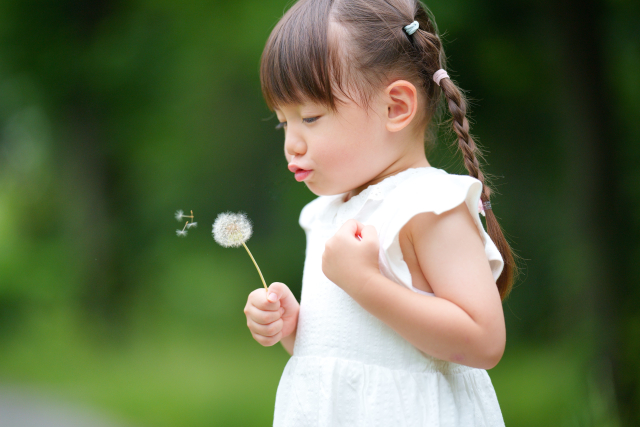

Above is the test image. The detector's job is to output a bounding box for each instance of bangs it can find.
[260,0,344,111]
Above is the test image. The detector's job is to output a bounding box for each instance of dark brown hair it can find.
[260,0,518,299]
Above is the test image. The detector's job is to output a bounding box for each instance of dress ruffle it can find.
[275,355,504,427]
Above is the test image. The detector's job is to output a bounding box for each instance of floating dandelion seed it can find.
[176,209,195,222]
[176,220,190,237]
[175,210,195,237]
[213,212,267,293]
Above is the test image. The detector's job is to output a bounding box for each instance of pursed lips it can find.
[288,164,312,182]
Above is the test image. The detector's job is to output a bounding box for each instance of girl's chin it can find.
[305,182,349,197]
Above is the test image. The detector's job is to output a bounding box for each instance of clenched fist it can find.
[244,282,299,348]
[322,219,381,298]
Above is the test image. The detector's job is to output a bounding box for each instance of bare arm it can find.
[322,203,505,369]
[355,272,503,369]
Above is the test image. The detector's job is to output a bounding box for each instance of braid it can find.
[439,75,517,300]
[439,79,486,191]
[407,7,518,299]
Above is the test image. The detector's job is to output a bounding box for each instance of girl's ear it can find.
[384,80,418,132]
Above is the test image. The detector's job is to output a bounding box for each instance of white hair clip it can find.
[403,21,419,36]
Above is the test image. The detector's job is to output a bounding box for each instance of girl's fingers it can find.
[336,219,373,242]
[245,284,297,347]
[268,282,299,313]
[244,304,284,325]
[247,318,283,338]
[360,224,378,242]
[337,219,360,238]
[251,330,283,347]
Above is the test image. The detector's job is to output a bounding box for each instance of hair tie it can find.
[403,21,419,36]
[478,199,492,216]
[432,69,449,86]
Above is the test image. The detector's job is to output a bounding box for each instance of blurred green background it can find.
[0,0,638,425]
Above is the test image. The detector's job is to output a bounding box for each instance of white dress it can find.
[273,167,506,427]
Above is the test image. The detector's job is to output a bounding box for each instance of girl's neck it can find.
[344,155,431,203]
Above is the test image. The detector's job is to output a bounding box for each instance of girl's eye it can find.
[275,116,319,129]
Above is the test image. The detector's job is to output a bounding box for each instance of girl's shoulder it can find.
[380,167,504,281]
[385,167,483,215]
[379,167,486,242]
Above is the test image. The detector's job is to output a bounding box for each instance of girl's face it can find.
[275,95,401,198]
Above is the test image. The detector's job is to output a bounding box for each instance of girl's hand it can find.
[244,282,299,347]
[322,219,381,297]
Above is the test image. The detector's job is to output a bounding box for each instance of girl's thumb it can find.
[267,282,296,307]
[267,282,288,303]
[267,291,279,303]
[360,224,378,240]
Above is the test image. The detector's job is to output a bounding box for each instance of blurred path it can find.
[0,386,132,427]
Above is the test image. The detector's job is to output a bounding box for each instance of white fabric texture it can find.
[273,167,505,427]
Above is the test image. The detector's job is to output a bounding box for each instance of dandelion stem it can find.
[182,221,189,231]
[242,242,268,293]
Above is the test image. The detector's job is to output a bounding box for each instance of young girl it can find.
[243,0,517,425]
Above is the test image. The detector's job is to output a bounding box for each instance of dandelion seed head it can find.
[176,229,188,237]
[212,212,252,248]
[186,222,198,229]
[175,210,184,221]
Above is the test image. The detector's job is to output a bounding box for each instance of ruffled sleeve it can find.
[377,170,504,294]
[299,195,342,232]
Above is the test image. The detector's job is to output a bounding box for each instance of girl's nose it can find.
[285,134,307,158]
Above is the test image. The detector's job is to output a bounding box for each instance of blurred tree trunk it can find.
[63,90,130,328]
[60,0,133,329]
[552,0,634,423]
[30,0,133,329]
